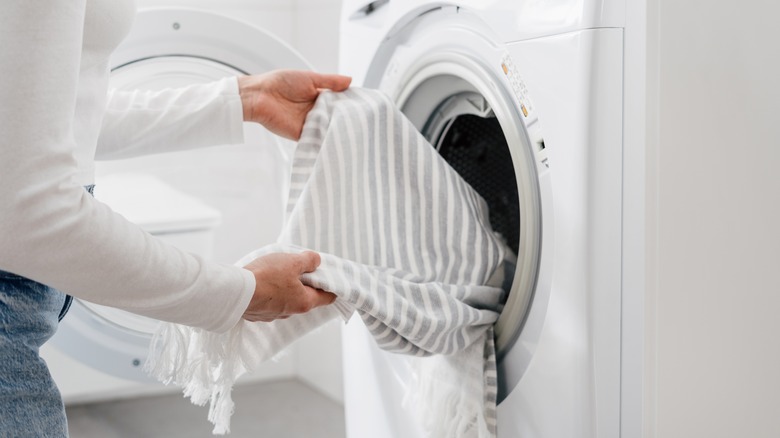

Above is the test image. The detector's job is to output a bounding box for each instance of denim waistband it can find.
[58,185,93,318]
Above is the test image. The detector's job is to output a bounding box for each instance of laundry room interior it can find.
[7,0,778,437]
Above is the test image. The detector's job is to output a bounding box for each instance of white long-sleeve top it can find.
[0,1,255,332]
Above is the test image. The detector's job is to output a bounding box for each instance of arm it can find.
[96,77,245,160]
[97,69,354,159]
[1,4,340,329]
[95,69,350,322]
[0,2,251,332]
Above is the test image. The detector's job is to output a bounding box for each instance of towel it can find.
[145,88,510,436]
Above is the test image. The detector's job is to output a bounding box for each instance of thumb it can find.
[312,73,352,91]
[298,251,321,274]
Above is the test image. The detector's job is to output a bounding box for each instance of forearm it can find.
[96,77,245,160]
[0,169,255,331]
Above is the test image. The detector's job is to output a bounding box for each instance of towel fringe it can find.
[145,322,249,434]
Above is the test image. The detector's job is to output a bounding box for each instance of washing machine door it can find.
[48,8,310,382]
[341,6,554,438]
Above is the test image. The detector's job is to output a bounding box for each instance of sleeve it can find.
[96,77,246,160]
[0,2,255,333]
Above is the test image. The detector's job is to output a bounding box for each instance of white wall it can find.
[646,1,780,436]
[135,0,343,72]
[43,0,345,406]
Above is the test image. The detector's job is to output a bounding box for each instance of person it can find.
[0,2,350,436]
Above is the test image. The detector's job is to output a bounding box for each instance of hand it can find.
[238,69,352,140]
[241,251,336,322]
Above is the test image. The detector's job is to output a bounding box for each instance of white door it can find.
[41,7,311,401]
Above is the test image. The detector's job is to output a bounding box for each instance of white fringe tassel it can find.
[145,322,250,435]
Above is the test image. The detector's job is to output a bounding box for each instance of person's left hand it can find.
[238,69,352,140]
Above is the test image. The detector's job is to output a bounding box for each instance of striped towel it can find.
[146,88,510,436]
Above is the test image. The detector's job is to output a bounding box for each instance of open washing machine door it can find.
[342,6,555,438]
[47,7,310,383]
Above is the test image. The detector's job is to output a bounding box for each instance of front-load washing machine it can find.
[40,5,310,402]
[339,1,625,436]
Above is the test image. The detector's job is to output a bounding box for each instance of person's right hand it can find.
[241,251,336,322]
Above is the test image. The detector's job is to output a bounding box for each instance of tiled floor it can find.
[66,379,346,438]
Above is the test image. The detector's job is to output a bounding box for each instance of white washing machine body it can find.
[340,1,625,437]
[42,6,310,402]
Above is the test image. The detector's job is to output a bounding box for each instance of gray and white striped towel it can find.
[146,88,510,437]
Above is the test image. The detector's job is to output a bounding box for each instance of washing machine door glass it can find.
[49,8,310,382]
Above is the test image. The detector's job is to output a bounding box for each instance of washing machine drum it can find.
[435,114,520,256]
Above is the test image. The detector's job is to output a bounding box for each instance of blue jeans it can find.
[0,185,93,437]
[0,272,70,437]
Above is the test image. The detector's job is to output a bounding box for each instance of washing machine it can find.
[40,4,312,402]
[339,1,625,436]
